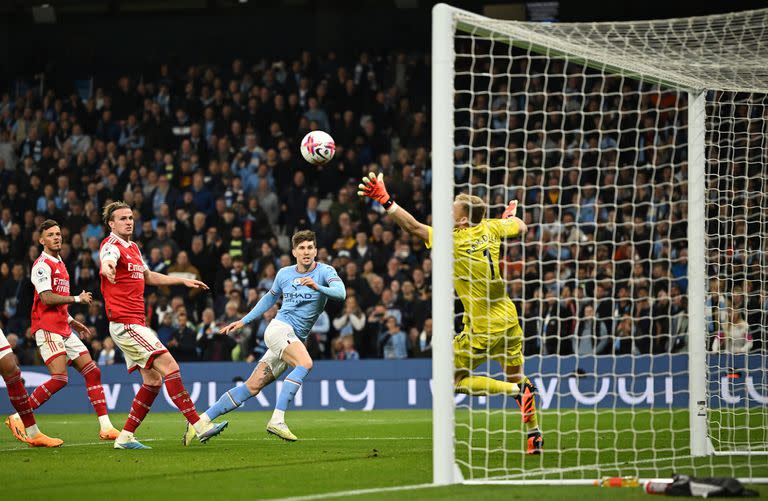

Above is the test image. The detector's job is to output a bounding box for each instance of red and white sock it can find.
[3,370,38,436]
[123,383,160,434]
[164,370,202,430]
[29,373,68,409]
[79,361,113,430]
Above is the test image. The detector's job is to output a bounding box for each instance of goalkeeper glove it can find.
[357,172,396,211]
[501,199,519,219]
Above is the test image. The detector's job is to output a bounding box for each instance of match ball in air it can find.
[300,130,336,165]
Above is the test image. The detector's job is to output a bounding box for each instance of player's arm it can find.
[99,242,120,284]
[220,289,280,334]
[357,172,430,243]
[143,269,209,290]
[32,262,92,306]
[68,314,90,337]
[493,199,527,238]
[297,271,346,301]
[39,290,92,306]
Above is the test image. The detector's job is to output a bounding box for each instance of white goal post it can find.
[431,3,768,485]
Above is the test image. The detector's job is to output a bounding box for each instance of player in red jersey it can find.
[1,327,63,447]
[4,219,120,443]
[99,201,227,449]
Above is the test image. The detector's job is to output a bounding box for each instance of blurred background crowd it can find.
[0,45,765,366]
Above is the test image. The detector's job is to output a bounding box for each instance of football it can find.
[300,130,336,165]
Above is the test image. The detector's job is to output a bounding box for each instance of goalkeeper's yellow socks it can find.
[455,376,520,396]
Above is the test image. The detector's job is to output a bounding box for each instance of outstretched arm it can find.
[358,172,431,243]
[144,270,209,290]
[219,291,280,335]
[499,199,528,236]
[241,291,280,325]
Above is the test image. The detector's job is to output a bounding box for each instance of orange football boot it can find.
[26,433,64,448]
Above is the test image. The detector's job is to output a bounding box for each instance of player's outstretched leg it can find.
[149,354,227,445]
[266,341,312,442]
[167,368,228,443]
[507,367,542,455]
[9,352,69,440]
[1,343,63,447]
[114,377,160,450]
[73,357,120,440]
[455,375,520,396]
[184,360,278,446]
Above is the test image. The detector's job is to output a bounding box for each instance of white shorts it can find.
[109,322,167,373]
[257,319,300,379]
[35,329,90,365]
[0,329,12,361]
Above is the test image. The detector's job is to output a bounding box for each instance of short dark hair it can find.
[38,219,60,234]
[102,201,131,225]
[291,230,316,249]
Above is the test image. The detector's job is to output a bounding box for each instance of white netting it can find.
[441,6,768,483]
[705,91,768,455]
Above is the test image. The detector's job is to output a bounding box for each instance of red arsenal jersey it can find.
[100,233,147,325]
[30,252,71,337]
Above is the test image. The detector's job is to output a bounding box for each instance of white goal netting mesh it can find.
[705,91,768,456]
[443,7,768,482]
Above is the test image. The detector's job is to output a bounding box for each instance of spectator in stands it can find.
[168,309,199,361]
[408,317,432,358]
[335,336,360,360]
[199,304,238,361]
[333,295,366,347]
[97,337,120,366]
[713,309,753,353]
[378,316,407,359]
[2,52,748,364]
[573,304,609,355]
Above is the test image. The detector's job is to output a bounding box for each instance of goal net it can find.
[431,4,768,485]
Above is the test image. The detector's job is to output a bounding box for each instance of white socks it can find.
[117,429,134,442]
[193,419,211,434]
[26,424,40,438]
[98,415,113,431]
[271,409,285,423]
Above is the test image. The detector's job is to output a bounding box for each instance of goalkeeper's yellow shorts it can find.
[453,323,524,371]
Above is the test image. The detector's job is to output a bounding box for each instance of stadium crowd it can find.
[0,48,764,365]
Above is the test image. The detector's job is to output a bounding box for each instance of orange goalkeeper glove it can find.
[501,199,519,219]
[357,172,395,211]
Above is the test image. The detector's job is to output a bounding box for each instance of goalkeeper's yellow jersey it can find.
[426,218,521,335]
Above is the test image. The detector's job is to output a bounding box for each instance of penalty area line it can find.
[272,483,437,501]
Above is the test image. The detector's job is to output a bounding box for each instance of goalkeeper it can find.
[359,173,542,454]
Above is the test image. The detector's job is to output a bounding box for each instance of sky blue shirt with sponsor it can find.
[270,262,343,340]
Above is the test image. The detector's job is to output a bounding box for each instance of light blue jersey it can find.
[201,260,346,429]
[241,262,345,340]
[271,263,343,339]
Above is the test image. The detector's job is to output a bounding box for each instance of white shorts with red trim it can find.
[109,322,167,373]
[34,329,90,365]
[0,329,12,361]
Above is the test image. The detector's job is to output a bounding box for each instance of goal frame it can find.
[430,2,768,486]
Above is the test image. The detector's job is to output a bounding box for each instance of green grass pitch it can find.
[1,410,766,500]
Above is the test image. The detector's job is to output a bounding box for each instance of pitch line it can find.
[0,436,430,452]
[0,438,159,452]
[271,483,437,500]
[476,453,698,480]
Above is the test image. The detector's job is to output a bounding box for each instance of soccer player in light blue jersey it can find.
[183,230,346,444]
